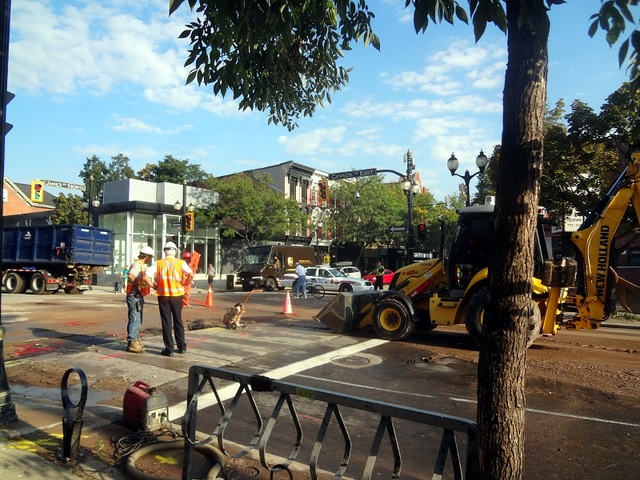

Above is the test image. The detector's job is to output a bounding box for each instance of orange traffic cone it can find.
[205,286,214,308]
[281,291,293,315]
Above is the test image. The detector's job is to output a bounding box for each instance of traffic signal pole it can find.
[0,0,18,425]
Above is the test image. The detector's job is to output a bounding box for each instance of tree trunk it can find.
[476,2,549,479]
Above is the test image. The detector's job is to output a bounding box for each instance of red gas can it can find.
[123,380,168,430]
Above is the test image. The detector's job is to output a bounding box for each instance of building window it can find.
[289,177,297,200]
[301,181,308,204]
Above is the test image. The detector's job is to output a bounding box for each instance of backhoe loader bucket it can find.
[314,291,385,333]
[613,269,640,314]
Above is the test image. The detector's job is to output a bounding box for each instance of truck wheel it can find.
[466,287,541,348]
[263,277,277,292]
[29,273,46,295]
[373,299,414,340]
[5,272,25,294]
[338,283,353,293]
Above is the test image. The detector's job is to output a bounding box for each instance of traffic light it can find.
[417,223,427,241]
[31,179,45,202]
[318,179,329,202]
[184,211,194,232]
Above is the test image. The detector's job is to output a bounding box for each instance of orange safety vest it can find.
[125,259,151,296]
[154,257,187,296]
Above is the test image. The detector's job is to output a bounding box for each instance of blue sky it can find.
[4,1,635,201]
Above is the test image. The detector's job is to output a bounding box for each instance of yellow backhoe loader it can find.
[316,151,640,346]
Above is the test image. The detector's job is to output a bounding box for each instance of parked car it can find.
[363,268,395,285]
[337,265,361,279]
[305,266,373,293]
[279,269,298,289]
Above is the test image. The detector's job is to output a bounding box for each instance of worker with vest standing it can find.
[182,251,193,307]
[125,246,154,353]
[145,242,193,357]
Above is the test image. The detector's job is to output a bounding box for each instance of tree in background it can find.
[329,176,407,258]
[137,154,212,184]
[169,2,639,477]
[211,173,307,245]
[50,193,87,225]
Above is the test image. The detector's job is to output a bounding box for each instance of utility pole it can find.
[0,0,19,425]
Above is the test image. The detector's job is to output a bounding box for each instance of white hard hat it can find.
[140,246,154,257]
[164,241,177,251]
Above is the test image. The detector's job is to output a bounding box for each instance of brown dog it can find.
[223,303,245,329]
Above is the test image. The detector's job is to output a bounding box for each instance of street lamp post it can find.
[447,150,489,206]
[402,150,419,265]
[173,179,194,252]
[85,175,101,226]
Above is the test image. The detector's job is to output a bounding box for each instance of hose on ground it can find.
[124,439,225,480]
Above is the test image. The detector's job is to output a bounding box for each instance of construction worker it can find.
[145,242,193,356]
[182,251,193,307]
[125,246,154,353]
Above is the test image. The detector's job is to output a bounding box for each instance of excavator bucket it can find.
[613,269,640,314]
[314,291,386,333]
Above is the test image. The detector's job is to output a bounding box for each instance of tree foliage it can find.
[169,0,380,130]
[211,173,307,245]
[51,193,87,225]
[137,154,212,184]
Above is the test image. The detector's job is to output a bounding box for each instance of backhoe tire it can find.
[5,272,25,294]
[373,298,414,340]
[263,277,277,292]
[242,283,252,292]
[466,287,542,348]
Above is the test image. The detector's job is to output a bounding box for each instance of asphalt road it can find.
[1,286,639,479]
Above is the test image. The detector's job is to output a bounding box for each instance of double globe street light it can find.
[447,150,489,206]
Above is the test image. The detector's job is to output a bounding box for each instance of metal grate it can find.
[181,366,477,480]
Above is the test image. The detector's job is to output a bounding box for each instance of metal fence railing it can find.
[181,366,477,480]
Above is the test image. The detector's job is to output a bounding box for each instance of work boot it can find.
[127,339,144,353]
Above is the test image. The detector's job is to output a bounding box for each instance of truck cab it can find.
[236,244,315,291]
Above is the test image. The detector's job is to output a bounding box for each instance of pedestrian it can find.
[273,256,280,273]
[207,263,215,289]
[294,261,307,298]
[125,246,154,353]
[374,259,385,291]
[114,272,123,293]
[182,251,193,307]
[122,266,129,292]
[145,241,193,357]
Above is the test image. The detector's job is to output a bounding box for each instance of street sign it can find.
[44,180,86,191]
[328,168,377,180]
[389,225,406,233]
[171,221,182,228]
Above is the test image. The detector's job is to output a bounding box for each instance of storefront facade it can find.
[97,179,220,281]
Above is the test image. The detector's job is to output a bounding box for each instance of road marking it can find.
[294,373,435,399]
[168,338,388,420]
[450,396,640,428]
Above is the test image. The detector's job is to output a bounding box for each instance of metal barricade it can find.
[181,366,477,480]
[60,367,88,462]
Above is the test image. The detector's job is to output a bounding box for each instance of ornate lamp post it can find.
[173,179,195,252]
[85,175,101,226]
[447,150,489,206]
[402,150,419,264]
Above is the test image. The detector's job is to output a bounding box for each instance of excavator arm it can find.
[568,151,640,329]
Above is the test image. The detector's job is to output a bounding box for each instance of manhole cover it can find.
[333,355,370,366]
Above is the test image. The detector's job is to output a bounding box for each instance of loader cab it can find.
[443,204,553,292]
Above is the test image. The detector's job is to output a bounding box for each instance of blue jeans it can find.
[294,276,307,297]
[126,294,145,341]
